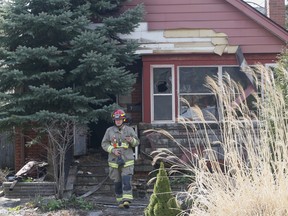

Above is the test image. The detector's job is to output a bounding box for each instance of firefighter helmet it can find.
[112,109,126,121]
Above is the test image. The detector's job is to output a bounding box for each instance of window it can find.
[178,66,259,122]
[179,67,218,121]
[150,65,260,123]
[151,66,174,122]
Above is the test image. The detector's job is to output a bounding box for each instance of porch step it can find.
[74,158,114,196]
[73,153,154,198]
[74,182,114,196]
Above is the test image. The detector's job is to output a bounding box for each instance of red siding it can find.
[125,0,287,54]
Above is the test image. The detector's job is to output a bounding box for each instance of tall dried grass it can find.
[151,65,288,216]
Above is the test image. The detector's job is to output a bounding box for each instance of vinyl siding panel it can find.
[125,0,286,53]
[145,12,247,22]
[128,0,221,4]
[144,4,237,14]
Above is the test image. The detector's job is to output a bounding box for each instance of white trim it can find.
[149,63,277,124]
[130,125,139,160]
[265,63,277,68]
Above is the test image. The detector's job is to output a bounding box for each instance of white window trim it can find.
[150,65,175,123]
[150,64,269,124]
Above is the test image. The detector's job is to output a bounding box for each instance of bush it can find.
[145,162,181,216]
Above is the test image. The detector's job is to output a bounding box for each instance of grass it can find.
[151,64,288,216]
[27,195,94,212]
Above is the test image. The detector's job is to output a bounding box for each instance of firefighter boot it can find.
[123,201,130,209]
[118,200,130,209]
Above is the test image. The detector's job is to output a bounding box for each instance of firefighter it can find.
[101,109,140,208]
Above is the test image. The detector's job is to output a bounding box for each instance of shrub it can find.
[145,162,181,216]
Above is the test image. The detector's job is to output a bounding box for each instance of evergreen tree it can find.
[0,0,143,128]
[0,0,143,199]
[145,162,181,216]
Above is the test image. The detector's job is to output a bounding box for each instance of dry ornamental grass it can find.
[151,64,288,216]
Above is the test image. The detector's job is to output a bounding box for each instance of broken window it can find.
[152,67,173,121]
[179,67,218,121]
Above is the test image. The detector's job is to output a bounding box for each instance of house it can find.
[13,0,288,172]
[118,0,288,162]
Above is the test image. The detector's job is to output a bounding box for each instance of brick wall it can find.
[14,129,48,171]
[267,0,286,27]
[121,74,143,124]
[138,123,223,161]
[130,80,142,123]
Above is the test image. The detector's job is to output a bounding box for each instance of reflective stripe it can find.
[124,160,134,167]
[109,160,134,169]
[131,138,137,147]
[123,194,133,200]
[107,146,114,153]
[109,162,118,168]
[116,197,123,202]
[121,142,129,149]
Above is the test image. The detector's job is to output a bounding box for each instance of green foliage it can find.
[8,205,22,212]
[31,195,94,212]
[0,0,144,200]
[21,177,33,182]
[0,0,144,129]
[145,162,181,216]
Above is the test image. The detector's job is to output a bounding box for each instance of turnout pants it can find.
[109,165,134,203]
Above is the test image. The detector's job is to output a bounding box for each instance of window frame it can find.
[150,65,175,123]
[177,65,261,122]
[177,65,220,122]
[150,64,262,123]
